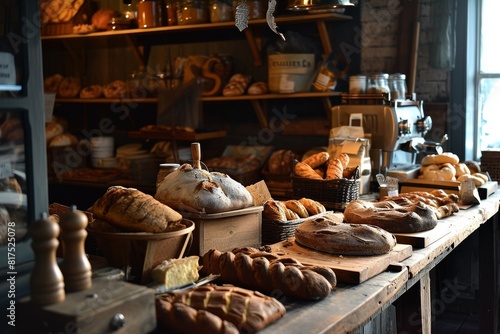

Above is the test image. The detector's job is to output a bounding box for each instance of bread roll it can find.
[90,186,183,233]
[421,152,459,166]
[247,81,268,95]
[80,85,103,98]
[103,80,127,98]
[302,152,329,169]
[49,133,78,147]
[45,122,64,144]
[58,76,81,98]
[294,216,397,255]
[44,74,63,93]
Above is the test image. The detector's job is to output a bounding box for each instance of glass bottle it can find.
[389,73,407,100]
[210,0,233,23]
[177,0,209,25]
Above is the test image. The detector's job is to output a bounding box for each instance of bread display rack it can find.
[41,12,351,128]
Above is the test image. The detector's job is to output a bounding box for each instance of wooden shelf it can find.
[55,91,341,128]
[41,13,352,66]
[128,130,227,141]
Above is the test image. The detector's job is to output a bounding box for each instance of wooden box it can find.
[18,278,156,333]
[184,206,263,256]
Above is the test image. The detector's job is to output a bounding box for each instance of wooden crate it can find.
[184,206,263,256]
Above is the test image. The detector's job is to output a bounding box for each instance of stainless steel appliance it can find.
[331,99,432,181]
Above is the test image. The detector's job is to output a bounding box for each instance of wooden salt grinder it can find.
[30,213,65,304]
[191,142,201,169]
[59,205,92,292]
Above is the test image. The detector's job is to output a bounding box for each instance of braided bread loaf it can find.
[156,284,286,333]
[201,248,337,300]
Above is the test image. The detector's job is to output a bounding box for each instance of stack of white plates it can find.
[91,137,115,168]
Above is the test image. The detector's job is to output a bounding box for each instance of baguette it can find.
[90,186,182,233]
[325,158,343,180]
[200,248,336,300]
[302,152,330,169]
[294,161,323,179]
[298,198,326,215]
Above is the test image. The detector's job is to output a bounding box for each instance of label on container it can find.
[268,54,315,93]
[0,52,15,85]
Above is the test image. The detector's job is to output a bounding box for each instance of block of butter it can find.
[151,255,200,290]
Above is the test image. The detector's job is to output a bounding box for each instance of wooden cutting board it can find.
[393,222,452,248]
[269,238,412,285]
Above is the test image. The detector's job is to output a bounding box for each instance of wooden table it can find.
[259,191,500,334]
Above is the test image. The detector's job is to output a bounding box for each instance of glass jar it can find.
[389,73,407,100]
[232,0,264,20]
[165,0,178,25]
[177,0,209,25]
[349,75,367,94]
[367,73,390,97]
[210,0,233,22]
[137,0,160,28]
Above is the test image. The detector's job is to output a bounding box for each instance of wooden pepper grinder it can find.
[59,205,92,292]
[191,142,201,169]
[30,213,65,304]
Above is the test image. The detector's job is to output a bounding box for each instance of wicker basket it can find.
[481,150,500,181]
[291,168,360,211]
[262,218,302,245]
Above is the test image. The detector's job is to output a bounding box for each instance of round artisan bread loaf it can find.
[294,216,397,256]
[155,163,253,213]
[343,199,438,233]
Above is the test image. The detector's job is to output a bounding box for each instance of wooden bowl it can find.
[87,219,194,284]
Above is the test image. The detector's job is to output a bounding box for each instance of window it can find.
[477,0,500,152]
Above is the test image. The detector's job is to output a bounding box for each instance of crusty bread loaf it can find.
[284,200,309,218]
[155,163,253,213]
[158,284,286,333]
[302,152,330,169]
[267,149,298,175]
[295,216,397,255]
[156,297,239,334]
[262,199,287,222]
[201,248,336,300]
[381,189,460,220]
[90,186,182,233]
[325,158,343,180]
[294,161,323,179]
[343,199,438,233]
[151,256,200,290]
[298,198,326,216]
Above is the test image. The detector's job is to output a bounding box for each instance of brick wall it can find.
[358,0,451,103]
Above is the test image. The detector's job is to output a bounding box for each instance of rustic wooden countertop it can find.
[258,191,500,334]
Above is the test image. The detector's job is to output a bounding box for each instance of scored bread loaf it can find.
[298,198,326,215]
[90,186,182,233]
[343,199,438,233]
[156,297,239,334]
[284,200,309,218]
[302,151,330,169]
[158,284,286,333]
[263,199,287,222]
[295,216,397,255]
[201,248,336,300]
[294,161,323,179]
[325,158,343,180]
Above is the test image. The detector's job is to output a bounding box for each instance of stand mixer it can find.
[331,99,432,182]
